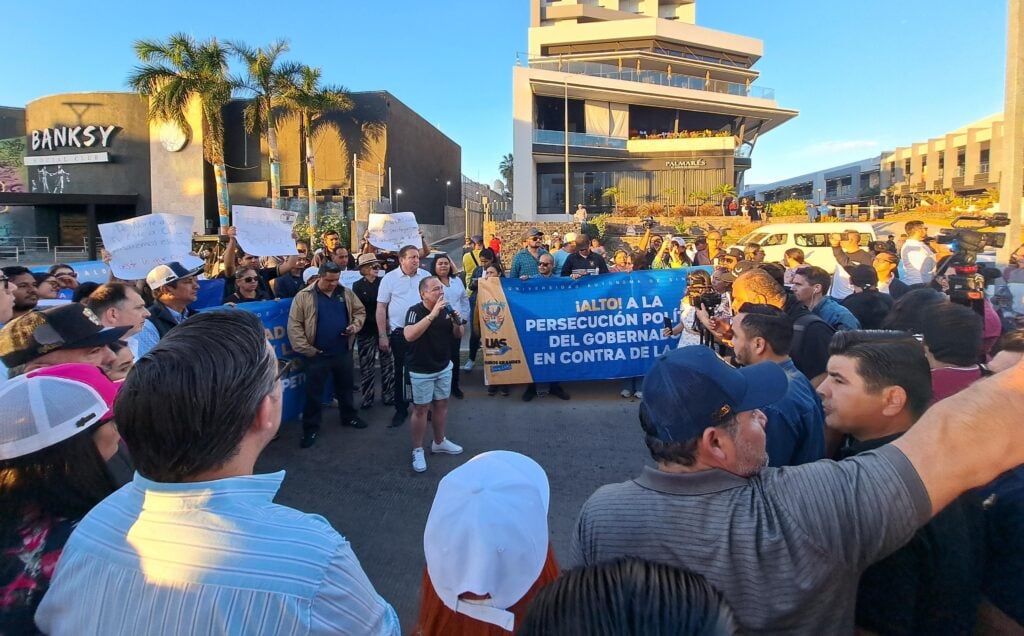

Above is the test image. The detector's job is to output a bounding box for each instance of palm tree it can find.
[228,39,302,210]
[499,153,513,198]
[129,33,234,231]
[601,186,619,213]
[279,66,354,229]
[710,183,737,201]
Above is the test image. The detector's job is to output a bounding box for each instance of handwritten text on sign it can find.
[233,205,298,256]
[367,212,420,252]
[98,213,200,280]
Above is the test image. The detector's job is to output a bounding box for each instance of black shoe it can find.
[451,387,464,399]
[500,386,510,396]
[389,411,407,428]
[300,432,318,449]
[550,386,571,401]
[382,399,394,406]
[344,417,368,429]
[487,387,497,397]
[360,401,374,410]
[522,388,536,402]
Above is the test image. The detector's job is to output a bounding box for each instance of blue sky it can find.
[2,0,1008,187]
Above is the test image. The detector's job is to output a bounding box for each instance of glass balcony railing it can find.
[955,166,966,178]
[979,162,990,174]
[527,58,776,100]
[533,129,627,149]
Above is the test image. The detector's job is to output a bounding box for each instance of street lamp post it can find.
[817,188,822,205]
[395,188,402,212]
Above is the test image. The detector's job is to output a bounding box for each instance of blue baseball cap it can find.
[641,346,787,443]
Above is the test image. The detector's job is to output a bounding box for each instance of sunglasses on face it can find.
[539,262,552,266]
[238,276,259,283]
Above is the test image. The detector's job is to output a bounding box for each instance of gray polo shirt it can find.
[570,444,931,635]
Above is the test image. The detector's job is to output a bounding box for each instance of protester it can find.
[829,229,873,300]
[521,254,571,403]
[35,310,399,634]
[729,269,835,385]
[224,266,274,304]
[377,245,432,428]
[561,235,608,278]
[48,264,79,299]
[462,235,484,285]
[402,276,464,473]
[464,248,498,372]
[790,265,860,331]
[1001,244,1024,283]
[718,247,744,273]
[84,283,150,359]
[520,559,737,636]
[105,341,134,382]
[489,233,502,255]
[652,236,691,270]
[782,247,805,286]
[0,271,14,327]
[32,273,61,301]
[0,303,128,376]
[3,266,39,320]
[872,251,910,298]
[431,254,470,399]
[287,261,367,448]
[608,249,632,273]
[881,287,948,332]
[222,226,299,299]
[71,282,100,303]
[480,264,511,397]
[744,243,765,263]
[415,451,559,634]
[271,248,312,299]
[0,365,127,633]
[818,330,983,634]
[310,229,342,268]
[551,231,576,275]
[731,304,825,466]
[840,264,894,330]
[352,253,394,410]
[135,261,202,358]
[664,270,710,350]
[571,344,1024,633]
[900,220,936,285]
[919,301,985,402]
[510,227,548,280]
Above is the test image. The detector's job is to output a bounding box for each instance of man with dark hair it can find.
[36,310,399,634]
[818,330,983,634]
[841,265,894,330]
[900,220,935,285]
[2,266,38,320]
[464,248,497,371]
[829,229,873,300]
[288,261,367,448]
[572,344,1024,633]
[919,301,984,402]
[873,252,910,298]
[730,270,835,386]
[731,304,824,466]
[791,265,860,331]
[310,229,342,268]
[402,276,464,472]
[561,235,609,278]
[0,303,128,375]
[510,227,548,279]
[330,244,356,271]
[692,231,724,267]
[377,244,431,428]
[271,245,311,299]
[85,283,150,358]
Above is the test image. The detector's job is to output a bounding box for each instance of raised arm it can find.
[893,359,1024,514]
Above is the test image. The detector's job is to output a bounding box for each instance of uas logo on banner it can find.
[478,269,709,385]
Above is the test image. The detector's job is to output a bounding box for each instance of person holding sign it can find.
[222,227,300,301]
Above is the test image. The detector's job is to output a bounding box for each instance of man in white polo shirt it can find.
[376,245,430,428]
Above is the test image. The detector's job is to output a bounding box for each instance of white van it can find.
[731,222,878,273]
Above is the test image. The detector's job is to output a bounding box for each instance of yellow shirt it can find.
[462,249,482,283]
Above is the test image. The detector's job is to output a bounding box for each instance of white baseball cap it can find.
[424,451,550,631]
[302,266,320,283]
[145,261,203,291]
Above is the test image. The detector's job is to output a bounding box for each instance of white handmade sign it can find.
[367,212,420,252]
[233,205,298,256]
[99,213,202,280]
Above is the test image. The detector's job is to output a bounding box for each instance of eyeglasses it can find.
[538,262,553,266]
[238,276,259,283]
[55,271,78,278]
[276,358,298,380]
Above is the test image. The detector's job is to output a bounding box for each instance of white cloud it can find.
[797,139,881,157]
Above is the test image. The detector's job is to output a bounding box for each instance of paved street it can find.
[255,372,649,633]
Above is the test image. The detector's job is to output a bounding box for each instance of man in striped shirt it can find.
[571,344,1024,634]
[36,310,399,635]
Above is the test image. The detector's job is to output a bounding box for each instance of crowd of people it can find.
[0,217,1022,634]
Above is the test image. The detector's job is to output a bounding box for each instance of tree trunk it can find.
[214,162,231,232]
[304,112,318,229]
[267,107,281,209]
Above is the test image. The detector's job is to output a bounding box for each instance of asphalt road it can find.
[255,374,651,633]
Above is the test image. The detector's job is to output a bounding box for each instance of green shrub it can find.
[292,213,350,251]
[767,199,807,218]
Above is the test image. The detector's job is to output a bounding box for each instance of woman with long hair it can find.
[0,364,128,632]
[431,254,470,399]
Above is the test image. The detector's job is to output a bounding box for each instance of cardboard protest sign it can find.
[99,213,202,280]
[367,212,420,252]
[233,205,298,256]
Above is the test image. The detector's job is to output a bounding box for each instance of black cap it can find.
[0,304,130,368]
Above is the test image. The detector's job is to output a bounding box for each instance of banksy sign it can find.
[30,125,118,151]
[24,152,109,166]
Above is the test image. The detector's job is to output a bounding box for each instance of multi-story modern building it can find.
[879,113,1004,198]
[744,157,882,207]
[512,0,797,220]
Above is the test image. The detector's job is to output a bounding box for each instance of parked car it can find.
[730,222,878,273]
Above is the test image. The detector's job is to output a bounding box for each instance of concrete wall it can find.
[0,106,24,139]
[149,96,208,232]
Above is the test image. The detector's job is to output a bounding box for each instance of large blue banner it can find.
[30,260,110,283]
[479,268,709,384]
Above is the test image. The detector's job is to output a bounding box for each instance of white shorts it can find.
[409,362,453,405]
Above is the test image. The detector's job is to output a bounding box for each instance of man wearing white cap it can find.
[416,451,558,632]
[134,261,202,358]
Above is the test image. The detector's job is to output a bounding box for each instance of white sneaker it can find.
[634,391,643,400]
[463,360,475,372]
[620,389,633,398]
[431,438,464,455]
[412,448,427,472]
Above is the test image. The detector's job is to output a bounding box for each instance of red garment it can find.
[930,366,982,404]
[489,238,502,255]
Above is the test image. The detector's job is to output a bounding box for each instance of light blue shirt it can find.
[134,320,160,359]
[36,471,399,635]
[553,248,572,277]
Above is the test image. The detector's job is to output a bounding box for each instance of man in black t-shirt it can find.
[560,235,609,278]
[402,276,465,473]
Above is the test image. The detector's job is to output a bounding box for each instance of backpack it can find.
[791,312,830,359]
